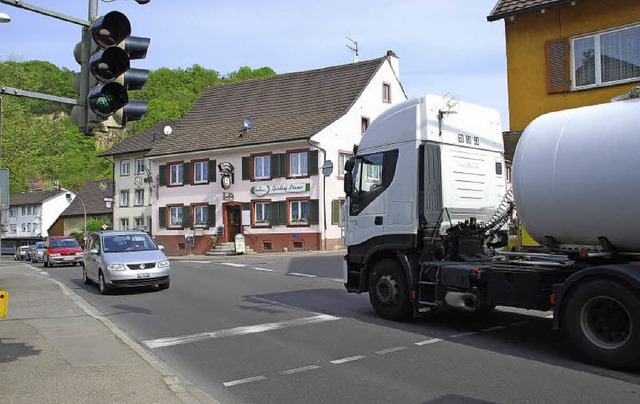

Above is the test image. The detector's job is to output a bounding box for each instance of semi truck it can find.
[342,91,640,369]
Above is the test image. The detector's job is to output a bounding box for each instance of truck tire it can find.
[563,279,640,369]
[368,259,411,321]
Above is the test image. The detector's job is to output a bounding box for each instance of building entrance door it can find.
[224,203,242,242]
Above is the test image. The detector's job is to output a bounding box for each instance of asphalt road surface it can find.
[40,252,640,404]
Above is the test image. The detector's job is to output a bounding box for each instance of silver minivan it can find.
[83,230,170,294]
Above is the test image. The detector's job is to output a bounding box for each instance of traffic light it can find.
[72,11,150,134]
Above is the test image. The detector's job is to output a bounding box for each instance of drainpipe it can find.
[307,139,327,251]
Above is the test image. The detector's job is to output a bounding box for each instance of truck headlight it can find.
[107,263,127,271]
[157,260,170,268]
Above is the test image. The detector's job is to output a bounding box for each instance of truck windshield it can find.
[353,153,384,194]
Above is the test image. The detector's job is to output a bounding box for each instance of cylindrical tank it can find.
[513,98,640,252]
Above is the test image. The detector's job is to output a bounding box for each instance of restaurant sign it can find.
[251,182,310,196]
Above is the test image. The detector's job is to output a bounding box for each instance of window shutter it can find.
[278,154,286,178]
[270,202,279,226]
[271,154,280,178]
[331,199,340,225]
[309,199,319,225]
[242,156,250,180]
[242,203,251,211]
[183,162,191,185]
[158,165,167,186]
[208,160,216,183]
[182,205,191,228]
[207,204,216,227]
[158,207,167,228]
[278,201,287,225]
[309,150,319,175]
[546,38,570,93]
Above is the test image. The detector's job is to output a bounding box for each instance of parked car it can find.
[31,241,46,263]
[26,244,36,261]
[14,246,29,261]
[83,230,170,295]
[43,236,84,268]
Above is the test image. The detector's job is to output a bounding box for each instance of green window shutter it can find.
[182,205,191,228]
[278,153,286,178]
[270,202,279,226]
[309,199,319,225]
[309,150,319,175]
[278,201,287,225]
[208,160,216,183]
[331,199,340,225]
[270,154,279,178]
[183,162,191,185]
[242,156,250,180]
[158,207,167,228]
[242,203,250,211]
[207,204,216,227]
[158,165,167,186]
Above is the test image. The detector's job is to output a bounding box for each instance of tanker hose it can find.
[479,188,514,236]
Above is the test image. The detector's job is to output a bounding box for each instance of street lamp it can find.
[66,191,87,243]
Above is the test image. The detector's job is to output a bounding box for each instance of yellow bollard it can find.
[0,290,8,317]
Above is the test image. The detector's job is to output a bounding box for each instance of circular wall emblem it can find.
[251,185,269,197]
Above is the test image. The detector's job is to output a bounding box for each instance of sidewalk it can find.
[0,260,217,404]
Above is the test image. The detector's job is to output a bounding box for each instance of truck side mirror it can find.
[344,172,353,196]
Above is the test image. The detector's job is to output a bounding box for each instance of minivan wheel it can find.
[82,265,91,285]
[99,272,110,295]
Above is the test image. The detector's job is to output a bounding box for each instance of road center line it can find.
[415,338,443,346]
[375,346,406,355]
[481,325,507,332]
[143,314,340,349]
[330,355,366,364]
[252,267,275,272]
[280,365,322,375]
[289,272,317,278]
[219,263,246,267]
[450,331,479,338]
[223,375,266,387]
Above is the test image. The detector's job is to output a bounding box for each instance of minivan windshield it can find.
[102,234,158,253]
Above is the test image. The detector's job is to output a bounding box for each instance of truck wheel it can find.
[368,259,411,321]
[564,279,640,369]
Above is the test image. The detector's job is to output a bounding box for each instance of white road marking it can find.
[330,355,366,364]
[510,321,531,327]
[279,365,322,375]
[252,267,275,272]
[289,272,317,278]
[375,346,406,355]
[415,338,443,346]
[176,260,214,264]
[482,325,507,332]
[223,375,266,387]
[329,278,344,283]
[219,262,246,267]
[144,314,340,349]
[546,314,554,319]
[450,331,479,338]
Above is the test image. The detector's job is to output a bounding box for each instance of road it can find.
[37,252,640,404]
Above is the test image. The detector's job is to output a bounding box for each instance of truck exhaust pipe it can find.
[444,292,477,312]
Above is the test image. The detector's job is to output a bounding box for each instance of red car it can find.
[43,236,84,268]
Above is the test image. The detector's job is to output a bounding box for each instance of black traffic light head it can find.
[90,11,131,48]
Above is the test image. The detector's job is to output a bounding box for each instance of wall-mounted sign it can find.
[223,192,234,201]
[134,176,143,188]
[219,162,235,190]
[250,182,310,196]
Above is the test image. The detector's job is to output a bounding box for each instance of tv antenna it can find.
[346,37,359,62]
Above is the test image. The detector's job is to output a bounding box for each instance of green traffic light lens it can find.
[88,82,128,118]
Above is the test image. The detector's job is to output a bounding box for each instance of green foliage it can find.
[86,218,110,232]
[0,58,276,193]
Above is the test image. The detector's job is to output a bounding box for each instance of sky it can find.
[0,0,510,127]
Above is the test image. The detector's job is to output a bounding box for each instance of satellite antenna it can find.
[346,37,359,63]
[163,125,173,135]
[243,117,253,130]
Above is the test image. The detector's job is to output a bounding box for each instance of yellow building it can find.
[488,0,640,159]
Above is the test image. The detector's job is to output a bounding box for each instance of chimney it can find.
[386,50,399,78]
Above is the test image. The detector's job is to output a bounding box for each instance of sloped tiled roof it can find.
[9,190,64,206]
[147,57,389,157]
[487,0,573,21]
[60,180,114,217]
[99,120,177,157]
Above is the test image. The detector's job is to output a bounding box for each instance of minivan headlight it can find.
[107,263,127,271]
[157,260,170,268]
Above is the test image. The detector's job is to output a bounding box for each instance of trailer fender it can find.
[553,264,640,330]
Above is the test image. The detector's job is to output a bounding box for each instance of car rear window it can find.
[50,238,80,248]
[36,242,45,248]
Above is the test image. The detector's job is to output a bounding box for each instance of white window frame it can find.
[134,217,144,229]
[169,164,183,185]
[120,190,129,207]
[194,161,208,184]
[289,152,308,177]
[289,200,309,225]
[254,202,270,226]
[339,152,352,177]
[9,208,16,217]
[135,158,145,174]
[120,159,130,176]
[120,218,130,230]
[169,206,183,228]
[193,205,208,227]
[134,189,144,206]
[254,155,271,180]
[571,24,640,89]
[382,83,391,103]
